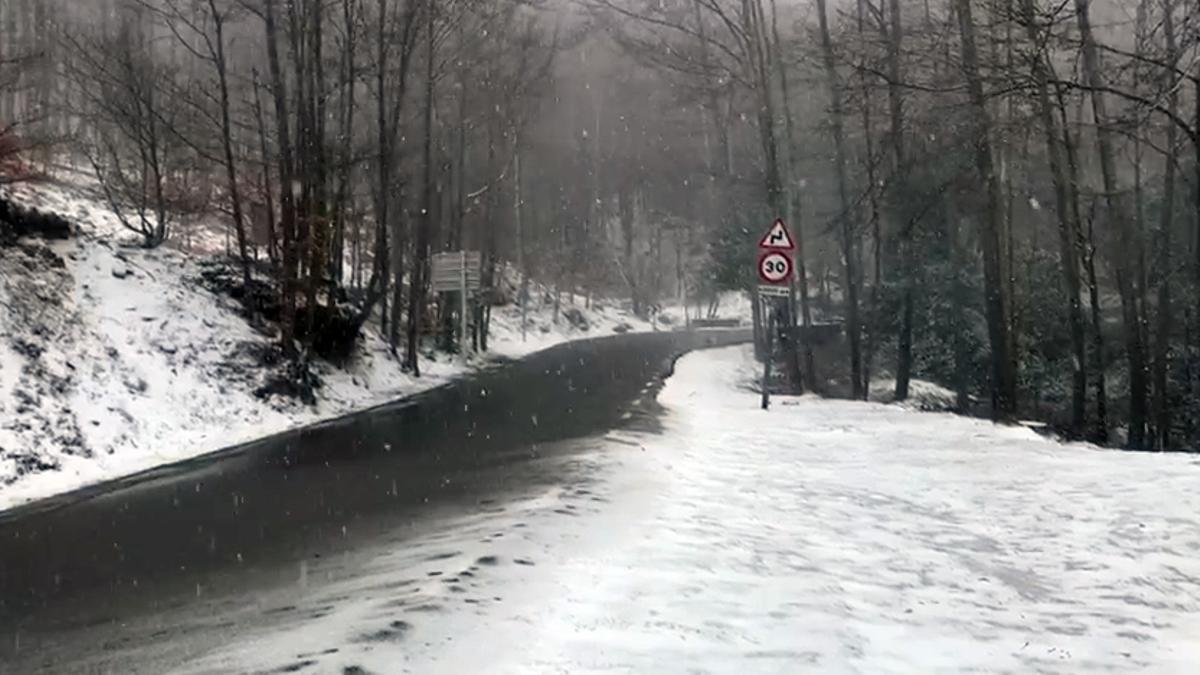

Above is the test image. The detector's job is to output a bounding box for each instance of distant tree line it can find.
[589,0,1200,450]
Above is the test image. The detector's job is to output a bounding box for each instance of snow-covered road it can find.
[191,344,1200,674]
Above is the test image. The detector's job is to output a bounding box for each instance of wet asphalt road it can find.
[0,330,748,672]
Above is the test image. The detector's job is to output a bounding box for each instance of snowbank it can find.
[0,178,665,511]
[869,377,961,412]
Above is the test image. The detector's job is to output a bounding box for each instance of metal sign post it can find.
[755,218,798,410]
[761,297,774,410]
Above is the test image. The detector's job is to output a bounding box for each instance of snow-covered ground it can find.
[1,177,747,512]
[187,344,1200,674]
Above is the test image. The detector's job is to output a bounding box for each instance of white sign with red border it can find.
[758,219,796,251]
[758,251,793,284]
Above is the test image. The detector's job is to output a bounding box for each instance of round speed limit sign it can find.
[758,251,793,284]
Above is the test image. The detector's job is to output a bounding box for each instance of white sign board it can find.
[432,251,482,293]
[758,285,790,298]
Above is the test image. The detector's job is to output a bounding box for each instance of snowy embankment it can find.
[0,177,716,512]
[195,344,1199,674]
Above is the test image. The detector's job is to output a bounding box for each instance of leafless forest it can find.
[1,0,1198,450]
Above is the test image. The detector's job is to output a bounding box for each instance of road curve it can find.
[0,329,748,665]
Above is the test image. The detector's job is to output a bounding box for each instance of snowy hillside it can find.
[0,177,732,512]
[191,344,1200,674]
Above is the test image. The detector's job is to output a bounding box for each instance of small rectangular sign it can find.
[432,251,482,269]
[757,285,790,298]
[432,251,483,293]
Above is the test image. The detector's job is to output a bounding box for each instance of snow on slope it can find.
[869,377,960,411]
[0,177,683,512]
[192,344,1200,675]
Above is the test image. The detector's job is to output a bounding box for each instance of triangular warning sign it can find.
[758,219,796,251]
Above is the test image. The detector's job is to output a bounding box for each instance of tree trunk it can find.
[286,0,314,329]
[262,0,298,352]
[946,195,972,411]
[857,0,882,399]
[389,193,406,352]
[618,179,640,316]
[1083,211,1110,441]
[1152,0,1179,449]
[308,0,328,311]
[988,0,1018,383]
[515,126,529,341]
[1020,0,1087,436]
[1192,63,1200,419]
[478,119,499,353]
[405,0,436,375]
[332,0,359,289]
[816,0,863,398]
[691,0,732,187]
[1074,0,1148,448]
[763,0,814,392]
[871,0,915,401]
[367,0,420,346]
[440,19,470,352]
[743,0,784,215]
[956,0,1018,419]
[1132,1,1152,405]
[1051,71,1110,442]
[252,72,279,265]
[208,3,252,290]
[1,0,13,123]
[376,0,396,349]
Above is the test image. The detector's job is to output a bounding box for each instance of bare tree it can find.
[1019,0,1088,436]
[405,0,437,375]
[880,0,914,402]
[1152,0,1180,448]
[373,0,421,351]
[260,0,300,348]
[67,15,183,248]
[140,0,255,285]
[816,0,864,398]
[1074,0,1149,448]
[956,0,1018,419]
